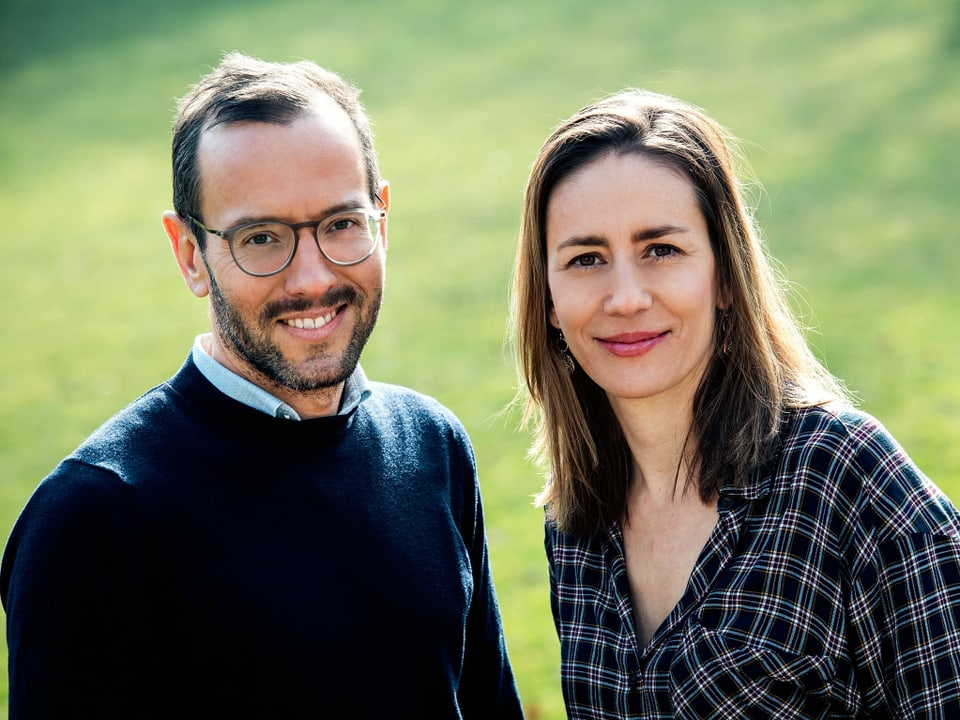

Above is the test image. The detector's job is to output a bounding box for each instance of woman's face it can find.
[545,152,722,412]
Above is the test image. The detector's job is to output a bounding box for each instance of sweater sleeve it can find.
[2,460,154,719]
[451,427,525,719]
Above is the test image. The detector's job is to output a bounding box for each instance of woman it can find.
[510,89,960,718]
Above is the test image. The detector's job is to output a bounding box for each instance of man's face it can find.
[188,100,387,410]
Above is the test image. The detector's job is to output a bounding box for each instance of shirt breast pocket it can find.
[668,617,842,718]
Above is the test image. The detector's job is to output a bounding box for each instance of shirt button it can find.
[718,494,735,511]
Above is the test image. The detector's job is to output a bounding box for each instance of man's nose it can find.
[282,229,339,296]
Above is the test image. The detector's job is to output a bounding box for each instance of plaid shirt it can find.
[546,404,960,718]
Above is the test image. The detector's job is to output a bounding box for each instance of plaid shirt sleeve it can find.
[546,405,960,719]
[838,410,960,715]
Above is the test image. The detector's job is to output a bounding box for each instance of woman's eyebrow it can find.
[554,235,607,251]
[632,224,689,242]
[555,224,689,251]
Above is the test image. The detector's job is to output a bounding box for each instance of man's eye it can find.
[330,218,357,232]
[324,213,368,235]
[236,228,283,247]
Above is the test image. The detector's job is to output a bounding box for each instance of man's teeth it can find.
[285,310,337,329]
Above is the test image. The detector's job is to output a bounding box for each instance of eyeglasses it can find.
[189,204,386,277]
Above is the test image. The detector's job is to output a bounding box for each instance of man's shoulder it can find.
[63,366,201,477]
[364,381,458,420]
[86,379,182,438]
[361,381,471,445]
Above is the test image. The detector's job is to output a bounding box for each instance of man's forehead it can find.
[201,91,354,138]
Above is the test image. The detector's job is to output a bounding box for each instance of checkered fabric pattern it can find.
[547,405,960,718]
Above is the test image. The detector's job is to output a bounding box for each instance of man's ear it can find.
[162,211,210,298]
[378,180,390,212]
[377,180,390,250]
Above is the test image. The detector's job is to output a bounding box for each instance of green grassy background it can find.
[1,0,958,717]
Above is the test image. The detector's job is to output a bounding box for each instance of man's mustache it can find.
[260,286,361,321]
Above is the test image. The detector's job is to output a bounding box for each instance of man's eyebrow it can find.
[554,224,689,250]
[221,199,370,229]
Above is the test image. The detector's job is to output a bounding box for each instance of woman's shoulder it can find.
[775,403,959,539]
[779,402,908,475]
[785,402,885,445]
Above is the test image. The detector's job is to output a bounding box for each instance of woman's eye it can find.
[570,253,601,268]
[648,244,678,259]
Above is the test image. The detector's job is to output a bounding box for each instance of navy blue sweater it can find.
[2,356,524,719]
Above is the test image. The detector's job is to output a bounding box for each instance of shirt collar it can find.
[191,334,371,420]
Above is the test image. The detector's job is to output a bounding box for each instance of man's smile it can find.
[283,309,339,329]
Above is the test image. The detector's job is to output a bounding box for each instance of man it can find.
[1,52,524,719]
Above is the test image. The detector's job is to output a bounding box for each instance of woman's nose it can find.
[603,262,653,316]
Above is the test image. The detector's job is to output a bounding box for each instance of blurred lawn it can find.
[1,0,958,717]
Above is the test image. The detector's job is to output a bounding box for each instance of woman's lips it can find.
[596,331,668,357]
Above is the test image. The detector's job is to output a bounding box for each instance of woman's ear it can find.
[162,211,210,298]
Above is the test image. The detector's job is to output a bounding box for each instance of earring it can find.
[555,331,575,374]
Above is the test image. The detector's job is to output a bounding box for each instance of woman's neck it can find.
[608,392,696,502]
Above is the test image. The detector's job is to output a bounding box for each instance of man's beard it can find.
[207,272,381,392]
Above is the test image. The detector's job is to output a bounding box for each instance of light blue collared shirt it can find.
[191,334,370,420]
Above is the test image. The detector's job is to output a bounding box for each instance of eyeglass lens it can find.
[229,210,380,274]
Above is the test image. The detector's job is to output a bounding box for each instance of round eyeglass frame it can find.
[187,199,386,277]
